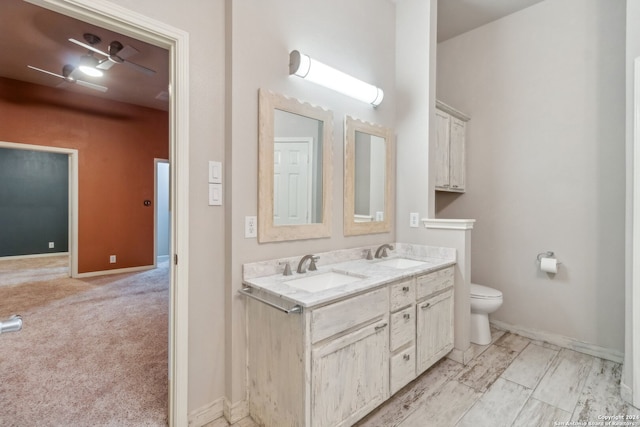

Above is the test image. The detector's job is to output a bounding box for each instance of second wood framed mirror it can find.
[344,116,394,236]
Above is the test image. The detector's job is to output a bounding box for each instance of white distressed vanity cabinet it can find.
[416,266,455,373]
[435,101,469,193]
[247,265,455,427]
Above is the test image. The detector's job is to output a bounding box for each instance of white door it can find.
[274,138,313,225]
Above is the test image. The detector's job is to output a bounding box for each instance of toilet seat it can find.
[470,283,502,300]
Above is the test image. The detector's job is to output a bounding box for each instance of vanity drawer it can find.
[311,287,388,343]
[390,345,416,395]
[416,266,454,300]
[390,305,415,352]
[390,278,416,311]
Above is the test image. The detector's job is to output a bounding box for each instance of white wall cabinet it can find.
[435,101,469,193]
[247,266,455,427]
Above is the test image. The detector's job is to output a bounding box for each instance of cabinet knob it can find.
[452,185,459,188]
[421,303,431,310]
[402,286,410,292]
[403,313,411,320]
[403,354,411,361]
[375,323,388,331]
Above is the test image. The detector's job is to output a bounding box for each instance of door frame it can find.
[25,0,191,424]
[630,56,640,408]
[0,141,79,277]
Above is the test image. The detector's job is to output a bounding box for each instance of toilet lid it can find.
[470,283,503,299]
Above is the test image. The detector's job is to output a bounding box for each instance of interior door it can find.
[273,138,313,225]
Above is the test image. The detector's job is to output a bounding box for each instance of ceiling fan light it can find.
[78,55,103,77]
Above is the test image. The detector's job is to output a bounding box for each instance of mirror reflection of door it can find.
[354,131,386,222]
[273,108,324,226]
[274,138,313,225]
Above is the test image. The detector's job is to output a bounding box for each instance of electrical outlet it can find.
[410,212,420,228]
[109,255,116,264]
[245,216,257,238]
[48,242,55,249]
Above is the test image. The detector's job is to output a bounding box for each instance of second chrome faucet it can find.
[297,254,319,273]
[374,244,394,259]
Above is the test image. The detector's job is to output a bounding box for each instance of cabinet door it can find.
[311,319,389,427]
[434,109,451,189]
[448,116,466,191]
[416,289,454,375]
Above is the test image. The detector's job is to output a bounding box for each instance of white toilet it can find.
[470,283,503,345]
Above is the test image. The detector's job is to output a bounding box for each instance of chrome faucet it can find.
[374,244,394,259]
[297,254,319,273]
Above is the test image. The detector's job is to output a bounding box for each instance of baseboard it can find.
[224,398,249,424]
[75,264,154,278]
[188,397,224,427]
[621,379,633,405]
[0,252,69,261]
[491,320,624,363]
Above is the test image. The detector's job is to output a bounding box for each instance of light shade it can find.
[78,55,103,77]
[289,50,384,107]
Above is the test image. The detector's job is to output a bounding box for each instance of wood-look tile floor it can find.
[207,330,640,427]
[357,330,640,427]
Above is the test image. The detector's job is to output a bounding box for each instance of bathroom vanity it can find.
[242,244,456,427]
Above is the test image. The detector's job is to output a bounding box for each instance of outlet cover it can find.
[245,216,257,238]
[410,212,420,228]
[109,255,116,264]
[48,242,55,249]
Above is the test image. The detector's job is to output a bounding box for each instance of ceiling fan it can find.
[27,64,108,92]
[69,33,156,76]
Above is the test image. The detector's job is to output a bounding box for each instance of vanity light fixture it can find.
[289,50,384,107]
[78,54,103,77]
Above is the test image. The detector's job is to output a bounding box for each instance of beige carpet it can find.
[0,256,169,426]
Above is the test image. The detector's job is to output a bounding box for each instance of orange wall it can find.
[0,77,169,273]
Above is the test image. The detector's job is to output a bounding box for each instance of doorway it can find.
[19,1,189,424]
[155,159,170,264]
[0,141,78,277]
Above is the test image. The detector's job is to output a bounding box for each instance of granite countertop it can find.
[242,243,456,309]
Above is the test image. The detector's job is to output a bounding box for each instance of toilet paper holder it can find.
[536,251,562,265]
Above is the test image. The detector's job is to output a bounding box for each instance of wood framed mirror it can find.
[258,89,333,242]
[344,116,394,236]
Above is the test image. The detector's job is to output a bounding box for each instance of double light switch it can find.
[208,161,222,206]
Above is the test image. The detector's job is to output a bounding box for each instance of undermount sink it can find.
[284,271,366,293]
[375,258,427,269]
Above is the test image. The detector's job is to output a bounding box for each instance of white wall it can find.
[436,0,626,354]
[226,0,396,410]
[95,0,228,415]
[624,0,640,405]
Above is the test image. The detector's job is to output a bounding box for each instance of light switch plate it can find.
[410,212,420,228]
[208,183,222,206]
[208,161,222,184]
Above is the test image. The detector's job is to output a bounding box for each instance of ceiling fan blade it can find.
[116,44,139,60]
[122,59,156,76]
[68,38,108,57]
[74,79,108,92]
[27,65,64,79]
[96,58,116,70]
